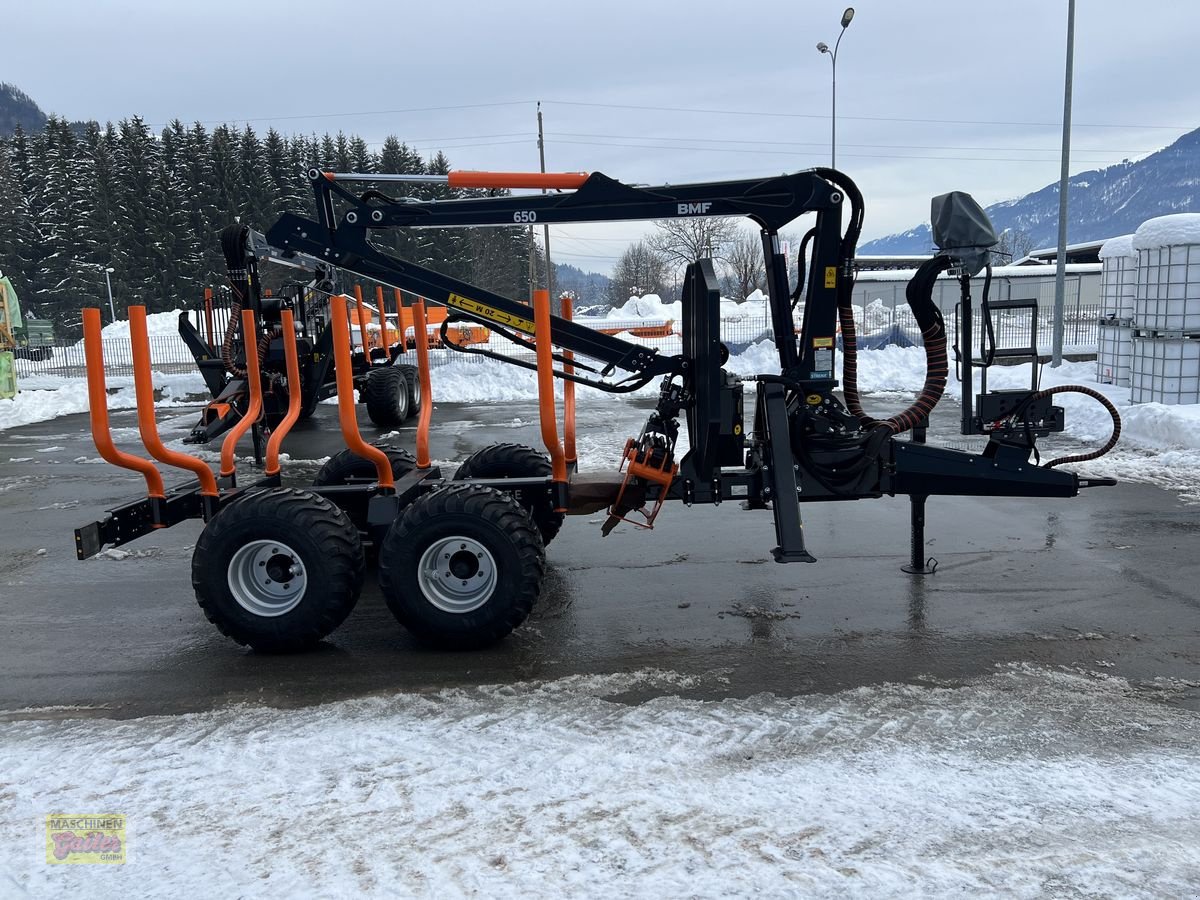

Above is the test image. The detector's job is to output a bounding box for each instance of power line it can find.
[544,99,1193,131]
[145,100,533,129]
[549,137,1135,165]
[549,130,1153,155]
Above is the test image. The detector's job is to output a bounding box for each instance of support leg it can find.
[901,493,937,575]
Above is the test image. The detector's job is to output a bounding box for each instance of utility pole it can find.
[537,102,556,311]
[1051,0,1076,367]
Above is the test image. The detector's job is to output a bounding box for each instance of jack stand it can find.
[901,418,937,575]
[251,421,265,466]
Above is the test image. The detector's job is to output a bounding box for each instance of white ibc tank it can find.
[1130,335,1200,405]
[1096,320,1132,386]
[1098,234,1137,320]
[1133,213,1200,333]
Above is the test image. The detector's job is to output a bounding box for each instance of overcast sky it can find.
[6,0,1198,272]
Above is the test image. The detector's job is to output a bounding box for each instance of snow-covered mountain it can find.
[860,125,1200,254]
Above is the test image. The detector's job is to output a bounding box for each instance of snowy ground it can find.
[3,665,1199,897]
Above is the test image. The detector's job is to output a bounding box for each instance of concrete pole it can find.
[1051,0,1076,367]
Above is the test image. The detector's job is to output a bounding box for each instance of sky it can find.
[5,0,1198,273]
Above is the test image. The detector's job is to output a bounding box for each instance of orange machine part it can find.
[561,295,577,466]
[393,288,405,347]
[264,308,302,477]
[532,289,568,499]
[82,307,164,498]
[128,306,218,496]
[412,300,433,470]
[329,295,395,490]
[447,170,589,191]
[353,284,373,362]
[219,309,265,479]
[203,287,215,347]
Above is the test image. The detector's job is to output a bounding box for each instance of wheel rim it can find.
[417,536,497,614]
[227,539,308,617]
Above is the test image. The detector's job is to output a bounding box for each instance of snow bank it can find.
[1133,213,1200,251]
[96,309,187,340]
[0,372,207,431]
[3,665,1199,897]
[1098,233,1135,260]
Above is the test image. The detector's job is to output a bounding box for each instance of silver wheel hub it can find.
[417,536,497,614]
[227,539,307,617]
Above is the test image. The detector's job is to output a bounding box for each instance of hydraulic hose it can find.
[219,225,268,379]
[842,255,953,435]
[1009,384,1122,469]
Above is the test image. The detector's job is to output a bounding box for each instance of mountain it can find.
[0,83,48,136]
[860,125,1200,254]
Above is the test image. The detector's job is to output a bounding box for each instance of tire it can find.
[397,364,421,418]
[363,366,409,426]
[378,484,545,649]
[453,443,565,546]
[191,487,365,652]
[313,443,416,487]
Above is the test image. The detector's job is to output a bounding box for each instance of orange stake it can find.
[82,307,164,498]
[393,288,405,350]
[561,294,577,466]
[265,309,302,478]
[412,299,433,470]
[203,287,215,348]
[129,306,218,496]
[330,295,394,490]
[353,284,372,364]
[219,309,265,479]
[532,289,568,499]
[374,285,388,350]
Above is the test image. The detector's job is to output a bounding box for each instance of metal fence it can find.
[14,303,1102,382]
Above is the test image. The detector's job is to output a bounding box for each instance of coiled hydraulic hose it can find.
[1007,384,1122,468]
[220,225,269,379]
[841,255,953,435]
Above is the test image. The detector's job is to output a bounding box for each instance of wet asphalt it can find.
[1,393,1199,719]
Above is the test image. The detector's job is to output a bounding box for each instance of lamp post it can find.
[817,7,855,170]
[103,267,116,323]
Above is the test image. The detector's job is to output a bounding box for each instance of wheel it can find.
[397,364,421,418]
[378,484,545,649]
[313,443,416,487]
[191,487,365,652]
[453,443,565,546]
[363,366,409,426]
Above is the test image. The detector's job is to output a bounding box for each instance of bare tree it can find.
[609,240,669,304]
[648,216,738,269]
[993,227,1036,264]
[723,230,768,300]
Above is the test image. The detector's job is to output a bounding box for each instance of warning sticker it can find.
[812,337,833,348]
[824,266,837,288]
[813,348,833,372]
[446,293,534,333]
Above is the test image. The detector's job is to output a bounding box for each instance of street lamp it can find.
[103,267,116,323]
[817,7,855,170]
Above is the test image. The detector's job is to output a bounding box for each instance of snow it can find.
[1099,233,1136,260]
[2,664,1198,897]
[97,309,187,340]
[1132,213,1200,251]
[0,372,207,431]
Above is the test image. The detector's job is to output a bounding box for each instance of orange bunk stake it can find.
[561,294,577,468]
[329,295,395,491]
[398,289,412,352]
[375,285,389,351]
[128,306,219,502]
[82,307,164,500]
[203,287,215,348]
[532,289,568,510]
[219,309,265,482]
[353,284,372,364]
[411,299,434,470]
[264,308,302,480]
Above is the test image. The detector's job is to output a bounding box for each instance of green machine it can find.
[0,273,56,397]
